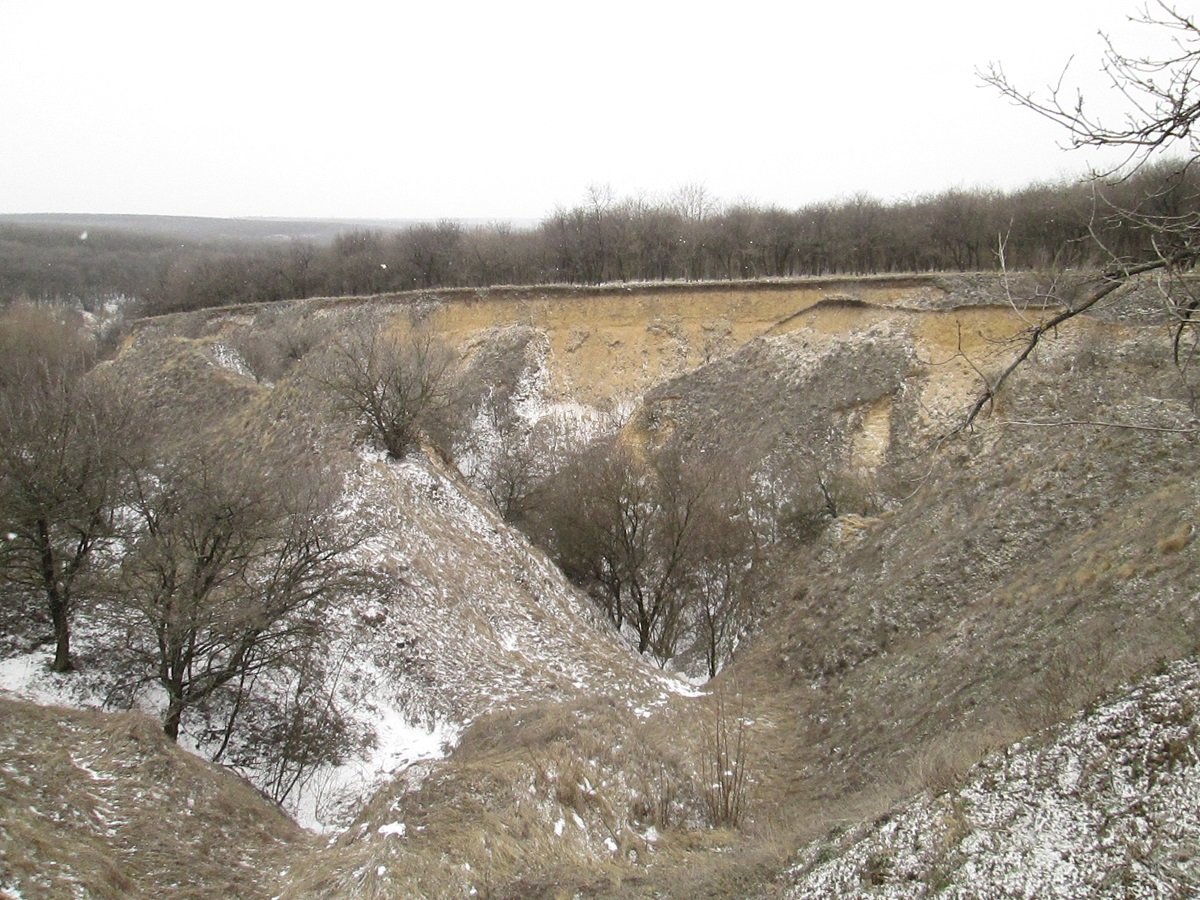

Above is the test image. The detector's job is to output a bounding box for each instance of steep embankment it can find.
[609,275,1200,896]
[206,273,1200,897]
[132,274,1028,415]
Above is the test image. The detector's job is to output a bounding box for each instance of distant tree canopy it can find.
[0,226,181,309]
[4,164,1198,316]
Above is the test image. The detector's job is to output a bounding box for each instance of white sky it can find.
[0,0,1170,220]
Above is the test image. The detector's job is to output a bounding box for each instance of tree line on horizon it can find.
[2,160,1197,316]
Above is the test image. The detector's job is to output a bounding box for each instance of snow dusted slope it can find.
[0,443,677,834]
[337,448,668,722]
[1,321,685,834]
[0,697,306,900]
[785,657,1200,898]
[284,447,687,829]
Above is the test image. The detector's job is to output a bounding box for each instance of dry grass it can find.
[686,315,1200,889]
[0,697,309,899]
[1157,522,1194,555]
[281,689,794,898]
[287,288,1200,895]
[283,700,673,897]
[910,725,1024,798]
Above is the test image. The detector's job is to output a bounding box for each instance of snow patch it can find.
[786,657,1200,898]
[208,342,253,378]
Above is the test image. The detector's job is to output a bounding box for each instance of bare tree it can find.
[0,306,127,672]
[538,441,710,662]
[982,4,1200,172]
[111,445,363,741]
[320,320,454,459]
[970,2,1200,428]
[690,487,762,678]
[670,182,717,223]
[536,441,636,631]
[475,399,544,524]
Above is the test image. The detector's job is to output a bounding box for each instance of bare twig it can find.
[955,256,1184,432]
[996,416,1198,433]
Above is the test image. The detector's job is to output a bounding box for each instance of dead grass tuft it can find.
[911,725,1021,798]
[1157,523,1194,555]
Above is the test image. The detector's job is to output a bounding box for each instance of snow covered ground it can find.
[0,444,684,833]
[786,657,1200,898]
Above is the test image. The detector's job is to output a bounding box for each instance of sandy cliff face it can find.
[137,274,1045,431]
[419,279,952,409]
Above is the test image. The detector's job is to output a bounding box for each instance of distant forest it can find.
[3,161,1197,317]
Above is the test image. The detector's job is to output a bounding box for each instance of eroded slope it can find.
[785,657,1200,898]
[6,273,1199,898]
[0,698,308,900]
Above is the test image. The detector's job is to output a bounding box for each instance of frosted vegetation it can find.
[0,303,711,833]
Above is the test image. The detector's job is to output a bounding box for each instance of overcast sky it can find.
[0,0,1167,221]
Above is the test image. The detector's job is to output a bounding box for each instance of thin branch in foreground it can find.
[996,417,1198,433]
[954,257,1183,433]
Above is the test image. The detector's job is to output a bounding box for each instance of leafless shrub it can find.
[1015,649,1112,734]
[205,643,367,806]
[700,683,751,829]
[632,761,681,829]
[317,319,454,459]
[533,439,713,661]
[108,442,367,741]
[458,391,545,523]
[226,314,334,385]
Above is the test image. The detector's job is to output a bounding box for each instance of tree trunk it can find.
[38,518,73,673]
[636,615,651,655]
[163,694,185,742]
[49,593,72,673]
